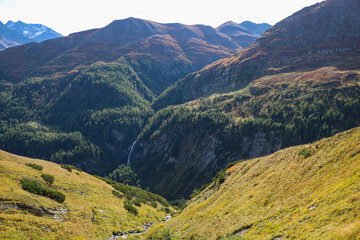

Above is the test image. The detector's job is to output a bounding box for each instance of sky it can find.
[0,0,321,36]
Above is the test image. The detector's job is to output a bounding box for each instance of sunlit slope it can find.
[166,127,360,240]
[0,150,170,240]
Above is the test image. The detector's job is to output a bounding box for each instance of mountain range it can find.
[0,0,360,238]
[133,0,360,199]
[0,18,270,176]
[0,20,62,50]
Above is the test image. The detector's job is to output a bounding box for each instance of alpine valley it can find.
[0,0,360,239]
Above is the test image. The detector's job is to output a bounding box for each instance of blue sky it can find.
[0,0,320,35]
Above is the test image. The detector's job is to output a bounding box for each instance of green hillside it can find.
[0,150,172,239]
[0,61,155,174]
[132,67,360,200]
[164,126,360,239]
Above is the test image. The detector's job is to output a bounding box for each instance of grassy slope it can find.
[0,150,169,240]
[166,127,360,240]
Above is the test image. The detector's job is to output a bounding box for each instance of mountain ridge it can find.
[0,20,62,50]
[154,0,360,109]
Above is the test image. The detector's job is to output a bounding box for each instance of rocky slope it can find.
[154,0,360,109]
[164,126,360,239]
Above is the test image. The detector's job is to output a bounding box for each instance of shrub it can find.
[61,164,73,172]
[61,164,82,172]
[298,148,312,158]
[41,173,55,184]
[20,178,65,203]
[133,199,142,207]
[25,163,43,171]
[124,201,138,215]
[112,190,123,199]
[150,201,157,208]
[213,171,226,184]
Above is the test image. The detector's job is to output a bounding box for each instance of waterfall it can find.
[127,140,138,165]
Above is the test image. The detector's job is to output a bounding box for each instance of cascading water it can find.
[127,140,138,165]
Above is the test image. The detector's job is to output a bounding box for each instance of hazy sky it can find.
[0,0,321,36]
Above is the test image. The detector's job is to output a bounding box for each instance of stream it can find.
[127,140,137,165]
[110,215,172,239]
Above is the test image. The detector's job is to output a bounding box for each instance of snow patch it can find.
[35,30,45,37]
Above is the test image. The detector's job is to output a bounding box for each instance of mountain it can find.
[0,17,242,93]
[216,21,271,48]
[0,149,172,239]
[131,0,360,200]
[239,20,272,37]
[131,67,360,200]
[154,0,360,108]
[0,21,29,49]
[0,20,62,50]
[5,20,62,43]
[163,126,360,239]
[0,17,249,176]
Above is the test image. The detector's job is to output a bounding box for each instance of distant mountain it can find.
[216,21,271,48]
[155,0,360,108]
[239,20,272,37]
[216,21,258,48]
[0,20,62,50]
[0,17,243,93]
[5,20,62,43]
[0,17,247,175]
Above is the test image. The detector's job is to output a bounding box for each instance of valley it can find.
[0,0,360,239]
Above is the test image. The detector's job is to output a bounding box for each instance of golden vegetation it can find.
[165,127,360,239]
[0,150,170,239]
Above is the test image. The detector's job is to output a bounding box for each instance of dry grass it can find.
[0,150,169,239]
[165,127,360,239]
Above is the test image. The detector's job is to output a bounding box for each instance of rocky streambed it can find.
[110,215,172,239]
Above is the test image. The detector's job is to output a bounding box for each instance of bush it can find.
[112,190,123,199]
[133,199,142,207]
[213,171,226,184]
[20,178,65,203]
[41,173,55,184]
[61,164,73,172]
[298,148,312,158]
[25,163,43,171]
[61,164,82,172]
[124,201,138,215]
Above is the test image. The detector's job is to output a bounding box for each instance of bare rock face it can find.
[132,118,282,200]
